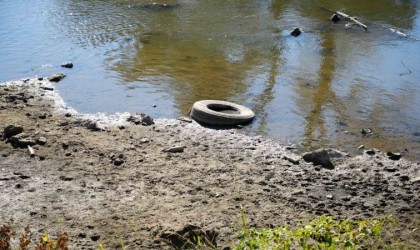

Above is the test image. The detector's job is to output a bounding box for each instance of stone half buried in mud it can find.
[127,113,155,126]
[160,224,218,249]
[302,148,346,169]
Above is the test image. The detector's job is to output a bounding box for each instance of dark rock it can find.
[3,125,23,138]
[61,62,73,68]
[387,152,402,160]
[90,234,100,241]
[38,114,47,119]
[78,233,86,238]
[291,28,302,37]
[399,175,409,182]
[330,14,340,23]
[62,142,69,149]
[361,128,372,135]
[47,73,66,82]
[38,77,43,81]
[302,148,345,169]
[65,113,72,117]
[384,167,398,172]
[40,87,54,91]
[114,159,124,166]
[365,149,375,155]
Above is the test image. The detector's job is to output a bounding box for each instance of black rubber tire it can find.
[190,100,255,126]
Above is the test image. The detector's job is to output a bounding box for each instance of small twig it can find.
[400,60,412,76]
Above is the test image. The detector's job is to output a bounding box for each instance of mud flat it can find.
[0,77,419,249]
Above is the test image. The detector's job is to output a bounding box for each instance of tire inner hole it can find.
[207,104,240,114]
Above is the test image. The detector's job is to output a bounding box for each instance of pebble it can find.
[113,159,124,166]
[140,138,149,144]
[163,146,186,153]
[62,142,69,149]
[37,137,47,145]
[90,234,100,241]
[177,117,193,123]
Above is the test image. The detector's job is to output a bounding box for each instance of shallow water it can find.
[1,0,419,159]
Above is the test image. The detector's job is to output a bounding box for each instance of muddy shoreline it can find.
[0,77,419,249]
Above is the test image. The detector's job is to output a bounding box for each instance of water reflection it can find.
[1,0,419,158]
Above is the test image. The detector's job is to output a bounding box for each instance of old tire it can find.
[190,100,255,126]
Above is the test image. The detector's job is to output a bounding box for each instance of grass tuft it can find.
[234,213,406,250]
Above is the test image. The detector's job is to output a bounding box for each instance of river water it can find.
[1,0,419,159]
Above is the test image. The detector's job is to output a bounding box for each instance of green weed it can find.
[235,212,399,250]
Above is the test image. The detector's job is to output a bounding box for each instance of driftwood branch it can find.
[400,60,412,76]
[335,11,368,31]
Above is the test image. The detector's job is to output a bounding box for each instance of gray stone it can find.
[37,137,47,145]
[47,73,66,82]
[177,117,193,123]
[139,138,150,144]
[141,115,154,126]
[302,148,345,169]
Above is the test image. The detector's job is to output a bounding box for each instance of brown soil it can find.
[0,77,419,249]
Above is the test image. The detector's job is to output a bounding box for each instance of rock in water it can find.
[47,73,66,82]
[291,28,302,37]
[302,148,345,169]
[61,62,73,68]
[330,14,340,23]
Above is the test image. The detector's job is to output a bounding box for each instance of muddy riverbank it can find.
[0,77,419,249]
